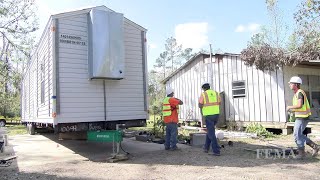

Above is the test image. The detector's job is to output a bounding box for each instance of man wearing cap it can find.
[287,76,319,159]
[162,87,183,150]
[199,82,221,156]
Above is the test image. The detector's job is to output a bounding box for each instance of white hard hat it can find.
[288,76,302,84]
[166,87,174,95]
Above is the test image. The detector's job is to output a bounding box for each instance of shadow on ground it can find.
[0,140,93,180]
[40,132,319,168]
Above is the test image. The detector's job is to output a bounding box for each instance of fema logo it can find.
[256,149,296,159]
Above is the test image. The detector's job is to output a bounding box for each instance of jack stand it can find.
[107,141,129,163]
[107,124,128,163]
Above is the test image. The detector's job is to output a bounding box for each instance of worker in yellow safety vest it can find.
[286,76,319,159]
[162,87,183,151]
[199,82,221,156]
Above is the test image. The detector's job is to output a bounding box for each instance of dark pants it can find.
[164,123,178,149]
[204,114,220,154]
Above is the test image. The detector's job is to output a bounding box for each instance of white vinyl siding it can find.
[165,54,288,123]
[57,14,104,123]
[105,21,146,121]
[22,7,147,125]
[21,19,54,123]
[57,13,147,123]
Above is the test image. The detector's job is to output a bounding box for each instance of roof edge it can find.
[161,53,241,84]
[161,53,207,84]
[51,5,147,31]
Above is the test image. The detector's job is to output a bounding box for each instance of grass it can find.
[129,116,161,131]
[128,126,153,131]
[4,124,27,136]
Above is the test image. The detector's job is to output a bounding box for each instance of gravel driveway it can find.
[1,132,320,180]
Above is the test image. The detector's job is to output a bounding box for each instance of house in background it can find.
[162,53,320,133]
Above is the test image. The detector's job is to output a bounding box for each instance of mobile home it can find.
[21,6,148,134]
[162,53,320,131]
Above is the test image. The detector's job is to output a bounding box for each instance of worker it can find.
[162,87,183,150]
[199,82,221,156]
[286,76,319,159]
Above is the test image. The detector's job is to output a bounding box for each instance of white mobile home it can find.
[21,6,148,134]
[163,53,320,130]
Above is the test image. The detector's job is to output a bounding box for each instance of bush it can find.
[245,123,275,138]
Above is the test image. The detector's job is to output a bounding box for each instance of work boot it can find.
[208,152,220,156]
[295,147,306,159]
[306,141,320,157]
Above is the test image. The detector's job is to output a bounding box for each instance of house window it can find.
[232,80,246,98]
[40,62,45,104]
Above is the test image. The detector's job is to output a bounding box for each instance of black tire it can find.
[0,119,6,127]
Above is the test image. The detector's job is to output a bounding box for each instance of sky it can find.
[34,0,302,71]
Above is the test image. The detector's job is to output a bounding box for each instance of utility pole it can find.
[209,44,213,88]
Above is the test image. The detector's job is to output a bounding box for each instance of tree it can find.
[154,51,169,78]
[165,37,182,71]
[293,0,320,61]
[180,48,194,63]
[241,0,320,71]
[148,70,165,117]
[150,37,195,116]
[153,37,194,77]
[148,70,165,105]
[0,0,38,117]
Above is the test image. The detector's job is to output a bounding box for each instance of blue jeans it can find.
[164,123,178,149]
[294,118,312,149]
[204,114,220,154]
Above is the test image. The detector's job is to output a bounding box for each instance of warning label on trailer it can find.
[59,34,87,46]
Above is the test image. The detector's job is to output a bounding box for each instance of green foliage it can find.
[177,129,198,141]
[148,70,165,109]
[245,123,275,138]
[153,37,194,78]
[0,0,38,118]
[153,117,165,138]
[5,124,27,136]
[241,0,320,71]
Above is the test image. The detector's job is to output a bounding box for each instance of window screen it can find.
[232,80,246,98]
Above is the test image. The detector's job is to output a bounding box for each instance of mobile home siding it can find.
[215,55,285,122]
[22,7,147,128]
[167,55,207,121]
[216,56,286,122]
[56,12,147,123]
[22,20,54,123]
[164,54,288,123]
[56,14,105,123]
[38,23,54,122]
[104,20,147,120]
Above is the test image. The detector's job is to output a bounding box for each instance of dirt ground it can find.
[1,131,320,180]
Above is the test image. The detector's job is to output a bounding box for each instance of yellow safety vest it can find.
[292,89,311,118]
[162,97,172,116]
[202,89,220,116]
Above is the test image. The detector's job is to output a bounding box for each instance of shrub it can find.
[245,123,275,138]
